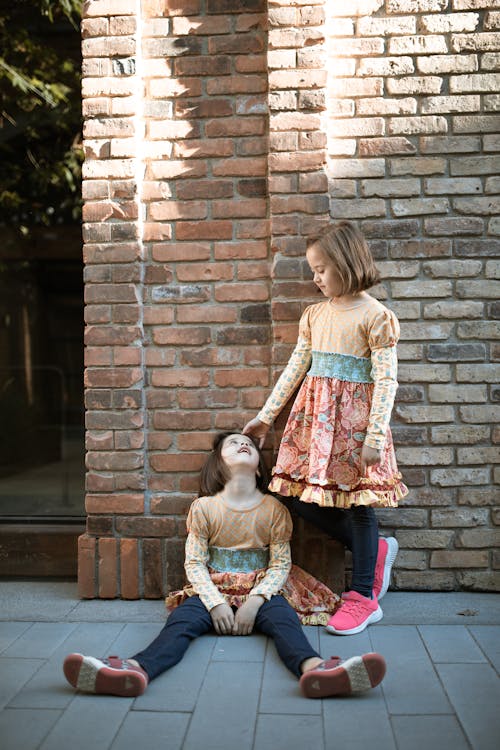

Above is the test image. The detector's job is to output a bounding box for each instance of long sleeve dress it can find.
[165,493,340,626]
[257,295,408,509]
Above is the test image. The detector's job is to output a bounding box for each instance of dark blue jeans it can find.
[133,594,320,681]
[286,497,379,598]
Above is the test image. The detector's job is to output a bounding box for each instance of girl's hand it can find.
[242,417,270,449]
[360,444,382,476]
[232,595,265,635]
[210,603,235,635]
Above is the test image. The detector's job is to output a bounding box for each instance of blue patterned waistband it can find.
[308,350,373,383]
[208,546,269,573]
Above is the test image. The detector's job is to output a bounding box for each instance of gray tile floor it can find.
[0,583,499,750]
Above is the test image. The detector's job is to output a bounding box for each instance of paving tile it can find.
[212,632,267,662]
[0,622,33,653]
[133,632,216,712]
[9,623,125,709]
[0,658,45,709]
[436,663,500,750]
[418,625,487,663]
[183,661,262,750]
[3,623,76,658]
[110,711,189,750]
[468,625,500,672]
[106,622,164,658]
[0,708,62,750]
[325,693,395,750]
[259,636,321,716]
[370,626,452,714]
[391,716,469,750]
[39,694,132,750]
[254,714,324,750]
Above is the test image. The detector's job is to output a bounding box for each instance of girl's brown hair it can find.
[307,220,380,295]
[198,431,269,497]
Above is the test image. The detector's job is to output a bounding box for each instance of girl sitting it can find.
[63,432,385,699]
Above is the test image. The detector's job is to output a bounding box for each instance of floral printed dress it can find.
[165,494,339,626]
[258,295,408,509]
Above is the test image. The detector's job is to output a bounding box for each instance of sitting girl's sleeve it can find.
[249,503,293,600]
[366,309,400,450]
[257,306,313,425]
[184,500,226,611]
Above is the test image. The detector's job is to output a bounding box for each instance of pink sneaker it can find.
[63,653,148,697]
[300,653,386,698]
[373,537,399,600]
[326,591,383,635]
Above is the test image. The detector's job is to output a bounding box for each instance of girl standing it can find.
[243,221,408,635]
[63,432,385,699]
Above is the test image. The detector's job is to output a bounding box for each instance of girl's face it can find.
[220,434,260,474]
[306,243,344,299]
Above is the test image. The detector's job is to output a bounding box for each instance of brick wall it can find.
[80,0,498,598]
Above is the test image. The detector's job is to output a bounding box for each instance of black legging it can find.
[286,497,378,598]
[133,594,320,681]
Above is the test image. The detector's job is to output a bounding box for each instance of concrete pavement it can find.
[0,582,499,750]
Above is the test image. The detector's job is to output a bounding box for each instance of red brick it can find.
[214,369,269,387]
[144,349,176,366]
[143,538,163,599]
[176,262,234,282]
[214,241,268,259]
[152,243,212,262]
[116,516,176,537]
[151,495,192,515]
[215,282,269,302]
[85,348,112,367]
[149,201,208,221]
[177,306,237,323]
[120,539,139,599]
[78,534,96,598]
[151,369,210,387]
[205,116,266,138]
[212,157,266,176]
[98,538,118,599]
[173,139,234,159]
[150,453,206,472]
[176,221,233,241]
[84,367,143,388]
[212,198,267,218]
[152,327,211,346]
[153,411,212,430]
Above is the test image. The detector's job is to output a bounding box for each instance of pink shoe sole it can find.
[63,654,148,697]
[300,653,386,699]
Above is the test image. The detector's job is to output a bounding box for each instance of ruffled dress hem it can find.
[269,473,408,509]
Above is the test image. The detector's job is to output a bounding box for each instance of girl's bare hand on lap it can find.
[232,595,265,636]
[360,444,382,476]
[210,602,235,635]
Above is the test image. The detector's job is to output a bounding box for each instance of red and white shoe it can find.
[373,537,399,600]
[326,591,383,635]
[300,653,386,698]
[63,654,148,697]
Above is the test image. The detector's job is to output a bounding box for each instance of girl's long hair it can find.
[198,431,269,497]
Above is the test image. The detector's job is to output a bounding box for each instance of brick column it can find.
[80,0,146,597]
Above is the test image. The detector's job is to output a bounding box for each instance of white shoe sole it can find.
[378,537,399,600]
[326,604,383,636]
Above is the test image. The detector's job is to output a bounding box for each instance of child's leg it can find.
[132,595,213,680]
[349,505,378,598]
[254,595,386,698]
[286,498,353,548]
[254,595,321,677]
[63,596,212,696]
